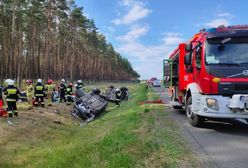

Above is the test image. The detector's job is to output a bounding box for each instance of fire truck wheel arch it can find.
[186,83,202,112]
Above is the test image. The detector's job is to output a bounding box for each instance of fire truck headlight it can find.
[206,98,219,111]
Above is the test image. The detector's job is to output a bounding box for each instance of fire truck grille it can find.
[219,83,248,95]
[234,84,248,91]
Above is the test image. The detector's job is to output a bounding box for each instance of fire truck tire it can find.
[171,91,183,109]
[186,97,204,127]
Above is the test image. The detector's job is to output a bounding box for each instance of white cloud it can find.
[122,0,134,6]
[112,0,151,25]
[134,67,140,71]
[217,12,232,18]
[205,18,229,27]
[205,11,233,28]
[112,0,184,79]
[117,32,183,61]
[117,31,184,79]
[117,24,149,42]
[162,32,184,45]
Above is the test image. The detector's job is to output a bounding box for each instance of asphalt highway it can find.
[154,86,248,168]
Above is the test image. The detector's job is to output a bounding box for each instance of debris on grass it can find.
[7,120,13,125]
[53,120,65,125]
[139,100,164,105]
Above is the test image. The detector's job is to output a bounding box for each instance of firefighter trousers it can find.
[27,92,33,104]
[60,92,66,103]
[66,95,73,105]
[7,101,18,117]
[47,92,53,106]
[35,96,45,107]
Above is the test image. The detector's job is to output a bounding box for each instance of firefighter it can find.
[26,79,33,104]
[59,79,66,103]
[77,80,85,89]
[3,79,20,117]
[46,79,55,106]
[66,83,73,105]
[34,79,46,107]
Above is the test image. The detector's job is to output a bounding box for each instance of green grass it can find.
[0,84,197,168]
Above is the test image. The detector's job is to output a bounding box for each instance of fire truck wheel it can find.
[171,92,182,109]
[186,97,204,127]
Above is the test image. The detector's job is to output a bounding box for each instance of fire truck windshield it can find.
[205,37,248,65]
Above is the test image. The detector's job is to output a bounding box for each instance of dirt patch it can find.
[0,103,75,144]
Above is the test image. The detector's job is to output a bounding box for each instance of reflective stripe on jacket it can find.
[66,87,73,95]
[3,86,20,102]
[34,84,45,97]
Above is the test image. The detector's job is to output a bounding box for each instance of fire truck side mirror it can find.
[184,53,192,65]
[185,43,192,51]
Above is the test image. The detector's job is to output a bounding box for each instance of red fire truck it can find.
[164,25,248,127]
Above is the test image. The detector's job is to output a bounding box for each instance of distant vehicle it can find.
[152,79,161,87]
[147,77,157,85]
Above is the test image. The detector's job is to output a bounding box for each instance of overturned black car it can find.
[71,86,129,123]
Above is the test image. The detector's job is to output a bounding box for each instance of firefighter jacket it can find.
[34,83,46,97]
[66,86,73,95]
[76,82,85,89]
[46,84,55,93]
[27,84,33,94]
[3,85,20,102]
[78,83,84,88]
[59,83,66,94]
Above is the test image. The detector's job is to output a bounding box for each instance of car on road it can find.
[152,79,161,87]
[147,77,157,85]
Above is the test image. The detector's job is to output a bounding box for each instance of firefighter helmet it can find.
[26,79,32,84]
[47,79,53,84]
[77,80,82,84]
[7,79,14,86]
[5,79,11,84]
[37,79,42,83]
[61,79,65,83]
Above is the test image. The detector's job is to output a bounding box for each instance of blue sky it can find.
[75,0,247,79]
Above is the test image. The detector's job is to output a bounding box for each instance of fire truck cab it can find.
[165,25,248,127]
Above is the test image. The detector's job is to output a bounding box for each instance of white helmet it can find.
[7,79,15,85]
[77,80,82,83]
[37,79,42,83]
[5,79,11,84]
[61,79,65,83]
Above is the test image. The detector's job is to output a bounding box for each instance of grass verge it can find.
[0,84,197,168]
